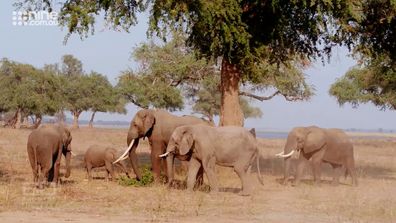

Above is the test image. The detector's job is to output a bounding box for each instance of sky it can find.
[0,2,394,131]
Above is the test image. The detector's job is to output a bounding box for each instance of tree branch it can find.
[239,91,281,101]
[239,90,307,102]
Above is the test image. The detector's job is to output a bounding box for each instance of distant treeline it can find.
[0,55,126,129]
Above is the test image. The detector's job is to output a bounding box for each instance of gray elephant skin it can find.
[27,125,73,188]
[161,125,263,196]
[84,145,130,181]
[114,109,211,182]
[276,126,358,186]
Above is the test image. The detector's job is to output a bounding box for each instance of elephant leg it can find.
[312,161,322,185]
[346,158,358,186]
[202,157,218,193]
[105,161,115,181]
[41,165,52,189]
[330,163,342,186]
[294,153,308,186]
[32,164,39,184]
[234,163,251,196]
[311,149,326,185]
[187,158,202,191]
[194,166,204,189]
[86,163,93,181]
[151,142,165,182]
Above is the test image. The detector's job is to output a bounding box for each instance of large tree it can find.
[86,72,127,128]
[330,1,396,110]
[0,58,63,128]
[19,0,350,126]
[119,32,311,124]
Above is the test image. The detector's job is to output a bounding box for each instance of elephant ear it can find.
[303,128,326,154]
[143,110,155,136]
[179,130,194,156]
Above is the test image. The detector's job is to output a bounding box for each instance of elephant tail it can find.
[256,152,264,185]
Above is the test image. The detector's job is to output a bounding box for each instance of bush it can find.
[118,166,154,187]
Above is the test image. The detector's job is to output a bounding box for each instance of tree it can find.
[0,58,63,128]
[85,72,127,128]
[330,1,396,110]
[147,1,350,125]
[119,33,311,124]
[117,33,214,111]
[20,0,347,126]
[56,55,88,128]
[330,59,396,110]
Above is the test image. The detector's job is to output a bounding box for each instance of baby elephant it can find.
[160,125,264,196]
[84,145,130,181]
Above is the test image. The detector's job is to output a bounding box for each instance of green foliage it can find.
[148,0,357,77]
[0,58,63,118]
[117,71,184,111]
[117,33,215,111]
[85,72,126,114]
[330,57,396,110]
[331,1,396,110]
[118,166,154,187]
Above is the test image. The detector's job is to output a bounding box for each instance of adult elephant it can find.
[160,125,263,195]
[27,125,73,188]
[275,126,357,186]
[114,109,211,181]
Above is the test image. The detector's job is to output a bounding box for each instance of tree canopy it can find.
[0,58,63,128]
[330,1,396,110]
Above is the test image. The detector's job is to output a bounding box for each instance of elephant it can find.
[160,125,264,196]
[113,109,211,182]
[27,124,73,188]
[84,145,130,181]
[275,126,358,186]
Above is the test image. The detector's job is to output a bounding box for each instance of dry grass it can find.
[0,127,395,222]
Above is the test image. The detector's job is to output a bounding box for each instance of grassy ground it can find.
[0,127,395,222]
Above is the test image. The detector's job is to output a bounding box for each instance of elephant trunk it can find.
[281,137,297,184]
[127,137,141,181]
[166,153,175,186]
[283,156,291,184]
[64,150,71,178]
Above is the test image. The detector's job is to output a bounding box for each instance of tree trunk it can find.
[15,108,22,129]
[33,114,42,129]
[72,111,81,129]
[219,58,244,126]
[88,111,96,128]
[56,110,66,124]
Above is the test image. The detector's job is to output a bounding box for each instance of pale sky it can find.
[0,2,394,131]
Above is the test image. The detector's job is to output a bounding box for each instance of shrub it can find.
[118,166,154,187]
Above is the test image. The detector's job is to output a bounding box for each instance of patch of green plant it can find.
[118,166,154,187]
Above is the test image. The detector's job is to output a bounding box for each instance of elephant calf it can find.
[160,125,263,196]
[276,126,358,186]
[84,145,130,181]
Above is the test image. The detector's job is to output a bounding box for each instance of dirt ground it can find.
[0,127,395,222]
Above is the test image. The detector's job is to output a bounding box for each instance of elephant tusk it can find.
[119,155,129,161]
[275,151,285,156]
[159,151,170,158]
[276,150,295,158]
[113,139,134,164]
[70,151,77,157]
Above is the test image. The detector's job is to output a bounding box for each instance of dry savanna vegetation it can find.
[0,127,395,222]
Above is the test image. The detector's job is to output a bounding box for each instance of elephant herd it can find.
[26,109,358,195]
